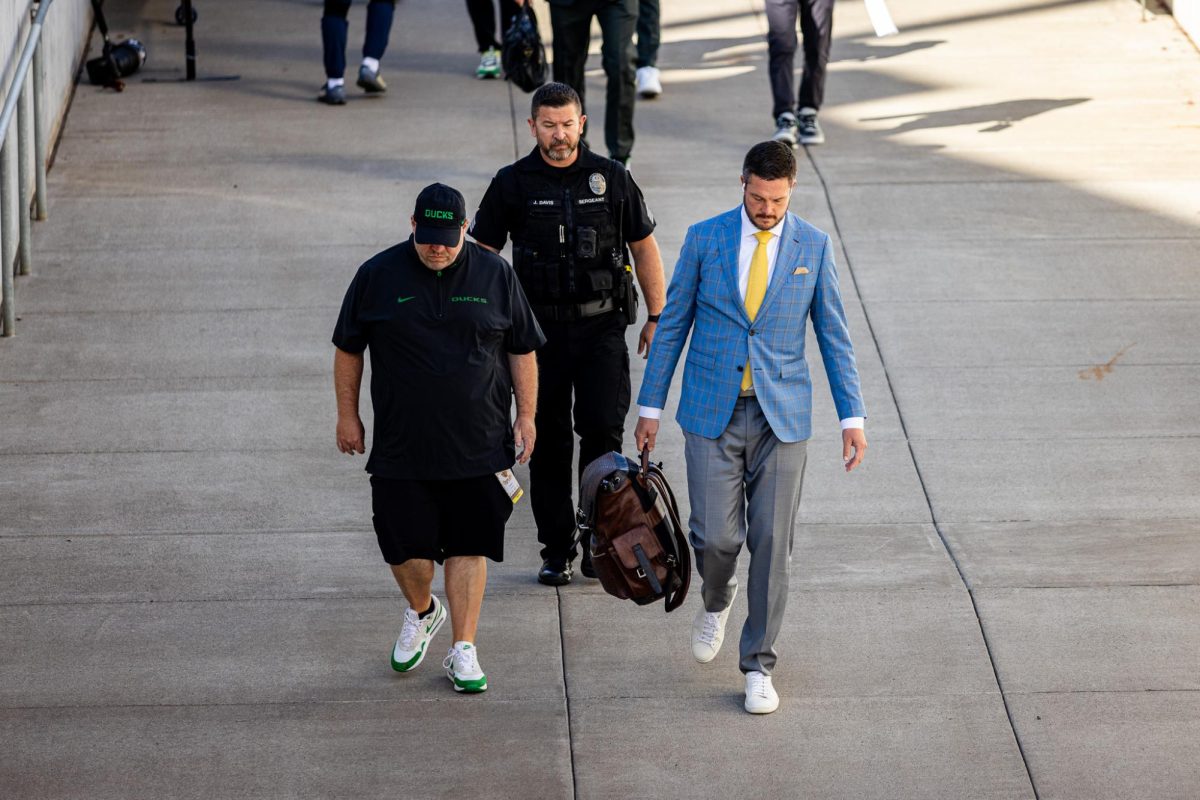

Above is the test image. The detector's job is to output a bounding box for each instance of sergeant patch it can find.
[589,172,607,196]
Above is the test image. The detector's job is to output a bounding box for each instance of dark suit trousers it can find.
[549,0,638,161]
[765,0,834,117]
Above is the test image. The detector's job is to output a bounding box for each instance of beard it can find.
[743,200,780,231]
[541,138,577,162]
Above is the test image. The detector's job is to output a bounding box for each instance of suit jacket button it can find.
[749,330,756,336]
[736,365,743,372]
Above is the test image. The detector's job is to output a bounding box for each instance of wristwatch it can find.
[647,314,661,323]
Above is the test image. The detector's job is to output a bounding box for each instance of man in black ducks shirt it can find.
[333,183,545,694]
[470,82,666,587]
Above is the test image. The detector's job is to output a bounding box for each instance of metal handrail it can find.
[1,0,55,337]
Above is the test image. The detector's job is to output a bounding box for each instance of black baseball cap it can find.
[413,183,467,247]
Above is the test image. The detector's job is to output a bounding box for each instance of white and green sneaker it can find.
[390,596,446,672]
[476,47,501,79]
[443,642,488,693]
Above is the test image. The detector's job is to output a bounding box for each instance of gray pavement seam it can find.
[0,527,376,538]
[0,448,344,456]
[0,584,980,609]
[554,586,580,800]
[0,525,541,537]
[0,698,550,712]
[10,515,1199,536]
[1007,688,1200,696]
[2,689,1046,715]
[0,373,329,384]
[867,298,1200,303]
[861,434,1200,441]
[803,146,1043,800]
[9,305,345,315]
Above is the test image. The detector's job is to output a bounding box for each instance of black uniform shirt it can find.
[332,240,545,480]
[469,146,656,250]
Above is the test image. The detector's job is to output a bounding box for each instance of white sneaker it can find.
[636,66,662,99]
[443,641,488,693]
[691,585,737,663]
[390,595,446,672]
[744,670,779,714]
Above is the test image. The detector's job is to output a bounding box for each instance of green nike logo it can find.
[397,296,415,304]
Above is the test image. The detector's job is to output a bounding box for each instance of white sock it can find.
[361,57,380,74]
[326,77,344,89]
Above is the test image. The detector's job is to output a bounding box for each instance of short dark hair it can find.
[742,141,797,182]
[531,81,582,118]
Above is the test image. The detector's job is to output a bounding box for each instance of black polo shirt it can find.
[332,239,545,480]
[469,145,656,250]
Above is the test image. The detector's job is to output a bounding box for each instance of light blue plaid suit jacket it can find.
[638,207,865,442]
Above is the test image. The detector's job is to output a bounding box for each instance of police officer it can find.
[470,82,666,586]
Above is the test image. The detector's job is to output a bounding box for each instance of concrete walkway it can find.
[2,0,1199,797]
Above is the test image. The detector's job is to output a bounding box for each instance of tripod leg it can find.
[183,0,196,80]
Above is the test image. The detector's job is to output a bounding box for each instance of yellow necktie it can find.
[742,230,772,391]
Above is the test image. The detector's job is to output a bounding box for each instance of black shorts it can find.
[370,474,514,565]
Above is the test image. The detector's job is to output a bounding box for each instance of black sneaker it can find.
[317,83,346,105]
[772,111,798,147]
[579,547,596,579]
[537,557,573,586]
[797,107,825,145]
[357,64,387,94]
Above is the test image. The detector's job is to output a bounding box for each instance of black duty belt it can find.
[531,297,617,322]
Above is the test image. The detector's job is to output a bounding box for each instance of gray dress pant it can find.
[765,0,834,118]
[684,396,808,675]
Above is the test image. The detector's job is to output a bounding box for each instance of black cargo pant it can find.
[765,0,834,118]
[530,311,630,562]
[636,0,659,69]
[548,0,638,162]
[465,0,519,52]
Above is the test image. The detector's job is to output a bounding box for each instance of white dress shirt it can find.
[737,205,785,302]
[640,207,863,431]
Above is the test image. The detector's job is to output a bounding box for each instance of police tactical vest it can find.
[511,159,623,306]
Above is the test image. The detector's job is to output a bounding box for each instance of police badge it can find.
[588,172,607,196]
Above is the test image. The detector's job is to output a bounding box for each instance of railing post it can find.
[18,72,34,277]
[1,0,57,337]
[1,135,16,336]
[32,12,48,221]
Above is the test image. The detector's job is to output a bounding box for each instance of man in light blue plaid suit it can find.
[635,141,866,714]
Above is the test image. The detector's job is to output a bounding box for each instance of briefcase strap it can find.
[641,464,691,613]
